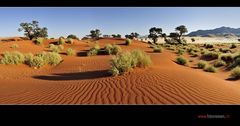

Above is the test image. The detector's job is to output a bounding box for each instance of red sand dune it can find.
[0,38,239,104]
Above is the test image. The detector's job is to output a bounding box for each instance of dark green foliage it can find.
[18,20,48,40]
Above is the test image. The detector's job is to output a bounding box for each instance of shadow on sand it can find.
[225,77,239,81]
[33,70,111,81]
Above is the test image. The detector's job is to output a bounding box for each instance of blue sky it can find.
[0,7,240,38]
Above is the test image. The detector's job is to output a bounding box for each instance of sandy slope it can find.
[0,38,239,104]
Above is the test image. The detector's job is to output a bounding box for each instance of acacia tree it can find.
[130,32,139,39]
[148,27,162,44]
[18,20,48,40]
[112,34,121,38]
[175,25,188,40]
[125,32,139,39]
[67,34,79,40]
[89,29,101,39]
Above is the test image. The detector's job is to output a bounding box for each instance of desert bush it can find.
[197,60,208,69]
[66,38,74,44]
[204,65,217,73]
[0,51,25,65]
[58,37,65,45]
[104,44,113,55]
[219,48,231,53]
[29,56,45,68]
[35,38,44,45]
[126,39,132,45]
[11,44,19,48]
[111,45,122,55]
[130,49,152,68]
[191,38,195,42]
[109,50,152,76]
[176,56,188,65]
[202,51,219,60]
[189,50,198,57]
[48,44,55,48]
[219,53,234,64]
[177,49,185,55]
[230,44,237,49]
[153,46,162,53]
[87,48,99,56]
[44,52,62,65]
[66,48,76,56]
[204,44,214,48]
[230,67,240,79]
[214,60,226,67]
[87,44,100,56]
[228,58,240,69]
[110,52,133,75]
[50,45,64,53]
[24,53,34,65]
[58,45,64,50]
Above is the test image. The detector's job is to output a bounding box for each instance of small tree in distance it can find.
[148,27,162,44]
[67,34,79,40]
[18,20,48,40]
[175,25,188,41]
[89,29,101,40]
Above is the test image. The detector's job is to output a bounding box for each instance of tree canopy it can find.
[18,20,48,40]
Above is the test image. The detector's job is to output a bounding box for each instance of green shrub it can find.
[35,38,44,45]
[29,56,45,68]
[11,44,19,48]
[111,45,122,55]
[66,38,74,44]
[0,51,25,65]
[230,67,240,79]
[35,52,62,66]
[104,44,113,55]
[177,49,185,55]
[44,52,62,65]
[214,60,226,67]
[24,53,34,65]
[202,51,219,60]
[189,50,198,57]
[204,65,217,73]
[130,49,152,68]
[153,46,162,53]
[228,58,240,69]
[48,44,55,48]
[126,39,132,45]
[176,56,188,65]
[58,38,65,45]
[87,48,99,56]
[219,48,231,53]
[230,44,237,49]
[66,48,76,56]
[87,44,100,56]
[219,53,234,64]
[205,44,214,48]
[110,52,133,75]
[50,45,64,53]
[58,45,64,50]
[109,50,152,76]
[197,60,208,69]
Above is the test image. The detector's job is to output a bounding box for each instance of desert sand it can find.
[0,38,240,104]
